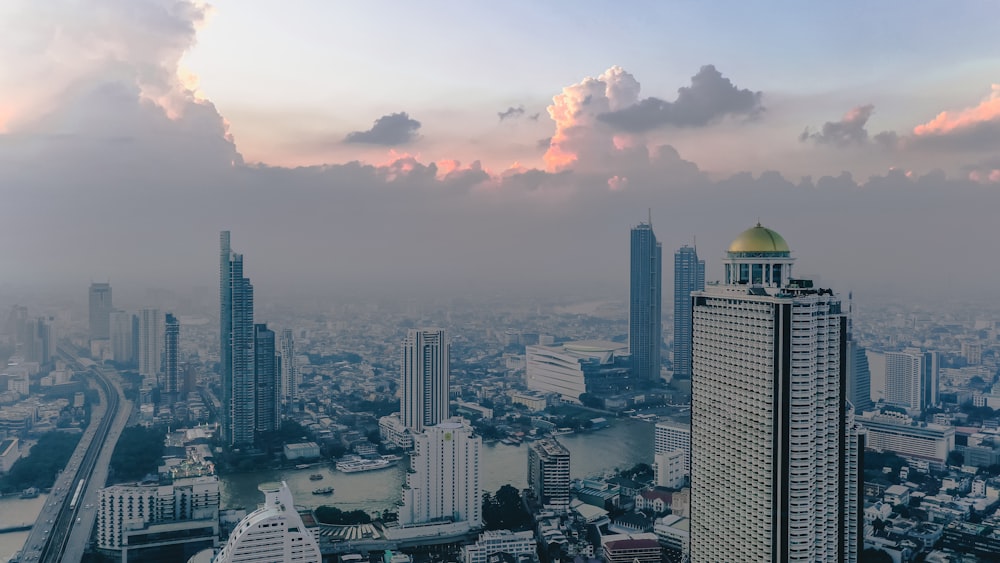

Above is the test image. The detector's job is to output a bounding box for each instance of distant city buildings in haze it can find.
[254,323,279,433]
[220,231,256,447]
[400,328,450,434]
[163,313,179,395]
[279,328,297,411]
[689,224,861,563]
[109,310,134,365]
[88,282,112,341]
[885,348,939,414]
[672,244,704,378]
[630,218,662,383]
[138,308,162,382]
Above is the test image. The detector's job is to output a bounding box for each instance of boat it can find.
[295,464,310,470]
[335,458,396,473]
[380,454,403,462]
[311,487,334,495]
[19,488,39,499]
[309,474,324,481]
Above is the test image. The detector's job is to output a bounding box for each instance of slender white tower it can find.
[400,328,449,433]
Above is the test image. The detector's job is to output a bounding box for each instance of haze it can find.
[2,0,999,302]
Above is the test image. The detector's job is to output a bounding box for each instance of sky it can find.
[1,1,999,301]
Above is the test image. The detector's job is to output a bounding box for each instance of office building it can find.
[527,438,571,512]
[163,313,179,395]
[279,328,297,410]
[846,339,874,413]
[220,231,255,447]
[96,476,220,563]
[399,418,482,528]
[254,323,279,433]
[630,220,662,382]
[110,310,134,365]
[89,282,113,342]
[857,410,955,469]
[400,328,449,433]
[673,245,704,378]
[215,481,320,563]
[690,224,860,563]
[885,349,938,414]
[525,340,630,402]
[138,308,162,381]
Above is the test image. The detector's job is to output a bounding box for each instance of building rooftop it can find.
[727,223,790,254]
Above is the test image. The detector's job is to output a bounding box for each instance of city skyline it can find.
[1,3,999,299]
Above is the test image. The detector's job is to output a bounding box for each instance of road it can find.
[13,347,131,563]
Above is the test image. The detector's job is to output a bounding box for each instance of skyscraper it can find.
[279,328,297,411]
[109,310,134,365]
[220,231,255,447]
[89,282,112,342]
[846,339,874,414]
[884,348,938,414]
[138,308,162,381]
[527,438,571,512]
[630,219,662,383]
[254,323,279,433]
[399,418,482,529]
[690,224,860,563]
[401,328,449,433]
[673,245,704,379]
[163,313,180,395]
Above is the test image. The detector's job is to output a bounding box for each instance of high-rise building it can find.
[846,339,874,414]
[690,224,860,563]
[109,310,134,365]
[673,245,704,379]
[654,420,691,471]
[885,349,938,414]
[401,328,449,433]
[163,313,179,395]
[630,219,662,383]
[215,481,320,563]
[527,438,571,512]
[399,418,482,529]
[220,231,255,447]
[89,282,113,342]
[254,323,279,433]
[138,308,163,381]
[279,328,297,410]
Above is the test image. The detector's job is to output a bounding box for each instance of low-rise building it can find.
[462,530,536,563]
[378,414,414,450]
[0,438,20,473]
[283,441,320,461]
[600,532,661,563]
[858,411,955,469]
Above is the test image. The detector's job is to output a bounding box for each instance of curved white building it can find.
[525,340,628,402]
[215,481,320,563]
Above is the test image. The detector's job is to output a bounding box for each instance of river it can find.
[0,494,48,561]
[221,418,655,513]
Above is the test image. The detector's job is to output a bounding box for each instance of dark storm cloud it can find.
[597,65,763,132]
[800,105,875,147]
[498,106,525,121]
[344,112,421,145]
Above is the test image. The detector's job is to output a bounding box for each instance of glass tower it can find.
[164,313,179,395]
[630,221,662,383]
[220,231,255,447]
[255,323,278,433]
[673,245,704,378]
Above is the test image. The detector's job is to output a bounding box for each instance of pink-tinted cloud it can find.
[913,85,1000,136]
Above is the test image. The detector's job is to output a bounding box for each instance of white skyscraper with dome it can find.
[689,224,862,563]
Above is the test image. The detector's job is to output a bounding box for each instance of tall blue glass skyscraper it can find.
[630,220,662,383]
[255,323,279,434]
[673,245,705,378]
[220,231,255,447]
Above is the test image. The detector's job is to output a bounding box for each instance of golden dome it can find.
[727,224,790,253]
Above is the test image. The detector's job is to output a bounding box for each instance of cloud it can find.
[344,112,421,145]
[800,105,875,147]
[596,65,763,133]
[498,106,525,121]
[905,85,1000,151]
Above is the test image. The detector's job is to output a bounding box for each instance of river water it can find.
[220,419,655,513]
[0,494,48,561]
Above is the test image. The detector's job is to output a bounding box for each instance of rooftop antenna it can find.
[693,235,697,251]
[648,208,652,227]
[848,291,854,339]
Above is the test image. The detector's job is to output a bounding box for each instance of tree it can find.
[860,548,893,563]
[314,506,372,525]
[483,484,532,531]
[947,450,964,467]
[578,393,602,409]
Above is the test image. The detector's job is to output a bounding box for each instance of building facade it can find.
[846,339,874,414]
[215,481,320,563]
[527,438,571,512]
[220,231,255,447]
[857,410,955,469]
[630,221,662,383]
[525,340,630,403]
[138,308,162,382]
[654,420,691,473]
[462,530,537,563]
[885,349,939,414]
[399,418,482,528]
[254,323,279,433]
[110,310,134,365]
[89,282,113,342]
[163,313,179,395]
[673,245,704,379]
[401,328,450,433]
[689,224,860,563]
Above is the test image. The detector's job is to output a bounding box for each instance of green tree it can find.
[109,425,166,482]
[947,450,964,467]
[483,484,532,531]
[314,506,372,525]
[0,431,82,492]
[860,548,893,563]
